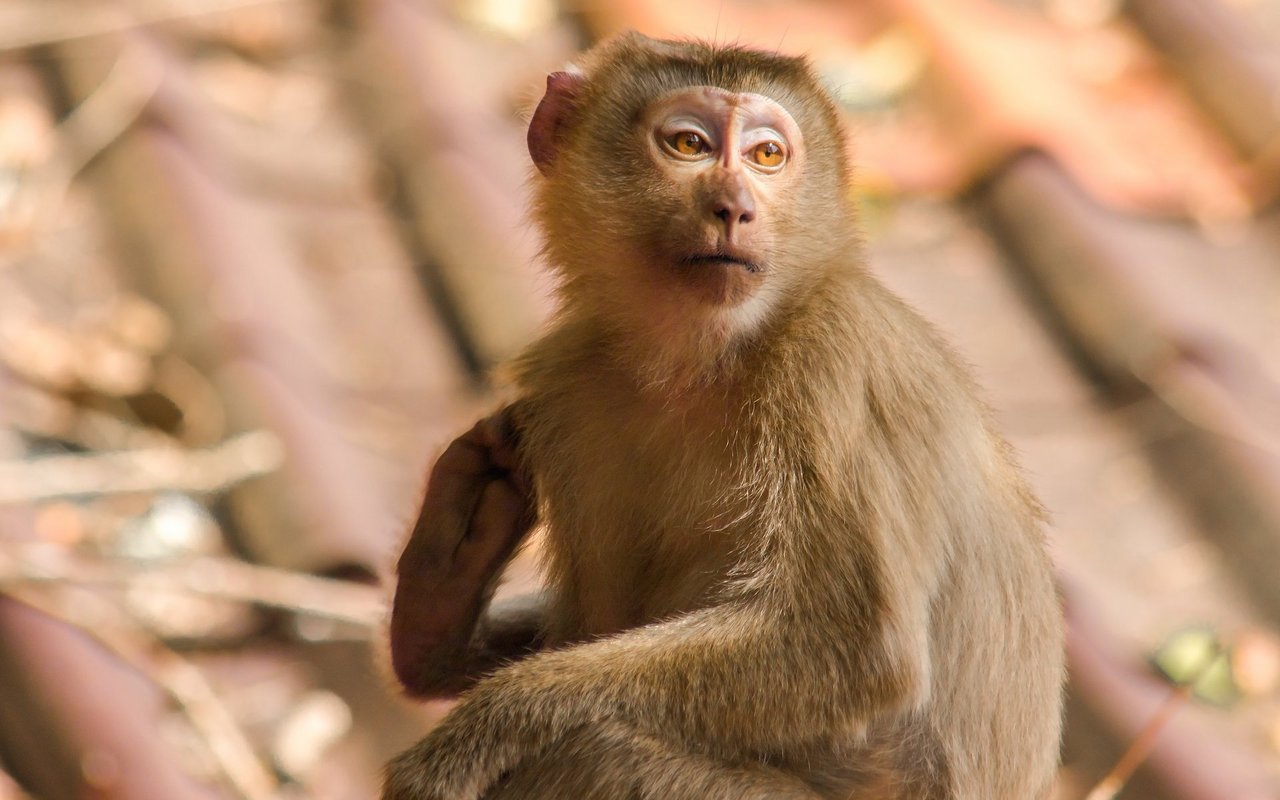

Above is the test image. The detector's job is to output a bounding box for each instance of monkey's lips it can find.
[679,251,760,274]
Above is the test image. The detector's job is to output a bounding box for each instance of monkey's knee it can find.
[484,721,819,800]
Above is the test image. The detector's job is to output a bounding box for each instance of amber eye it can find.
[668,131,709,156]
[752,141,785,167]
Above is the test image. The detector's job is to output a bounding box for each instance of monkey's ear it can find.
[528,70,585,176]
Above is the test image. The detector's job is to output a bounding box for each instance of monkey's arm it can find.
[385,553,931,800]
[389,412,542,698]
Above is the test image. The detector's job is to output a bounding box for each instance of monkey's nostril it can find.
[714,205,753,226]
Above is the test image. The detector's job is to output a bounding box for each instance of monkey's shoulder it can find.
[763,273,984,429]
[756,273,1034,512]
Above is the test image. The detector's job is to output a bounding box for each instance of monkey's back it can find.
[818,275,1065,799]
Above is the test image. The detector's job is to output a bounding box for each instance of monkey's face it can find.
[630,86,806,311]
[529,35,855,339]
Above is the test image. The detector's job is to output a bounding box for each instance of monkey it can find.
[384,32,1064,800]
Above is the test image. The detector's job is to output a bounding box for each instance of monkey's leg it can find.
[385,587,932,800]
[484,720,823,800]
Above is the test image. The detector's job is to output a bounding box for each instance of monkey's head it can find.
[528,33,856,341]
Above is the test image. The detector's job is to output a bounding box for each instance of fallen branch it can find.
[0,429,284,505]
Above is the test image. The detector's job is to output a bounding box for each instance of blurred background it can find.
[0,0,1278,798]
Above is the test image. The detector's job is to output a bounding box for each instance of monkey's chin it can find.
[674,256,765,308]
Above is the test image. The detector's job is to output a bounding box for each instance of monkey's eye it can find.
[752,141,785,168]
[667,131,710,157]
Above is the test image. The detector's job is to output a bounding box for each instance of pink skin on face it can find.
[639,87,805,308]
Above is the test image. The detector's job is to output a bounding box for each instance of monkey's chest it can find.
[534,414,754,638]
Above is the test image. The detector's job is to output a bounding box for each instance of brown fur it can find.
[385,32,1063,800]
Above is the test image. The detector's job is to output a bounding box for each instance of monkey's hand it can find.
[389,408,537,697]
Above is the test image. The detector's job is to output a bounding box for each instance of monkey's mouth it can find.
[680,252,760,273]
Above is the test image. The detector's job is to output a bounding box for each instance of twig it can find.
[0,545,383,629]
[1083,684,1193,800]
[0,0,296,52]
[21,42,164,246]
[1083,637,1226,800]
[2,585,279,800]
[170,556,383,628]
[146,647,279,800]
[57,42,163,179]
[0,429,285,505]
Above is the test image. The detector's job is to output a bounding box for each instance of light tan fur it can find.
[385,32,1063,800]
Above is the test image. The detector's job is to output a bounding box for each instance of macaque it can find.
[384,33,1064,800]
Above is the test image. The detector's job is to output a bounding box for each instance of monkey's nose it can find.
[713,189,756,230]
[716,188,752,225]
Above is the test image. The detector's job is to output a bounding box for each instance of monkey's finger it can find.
[454,477,534,582]
[479,406,525,475]
[398,427,495,576]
